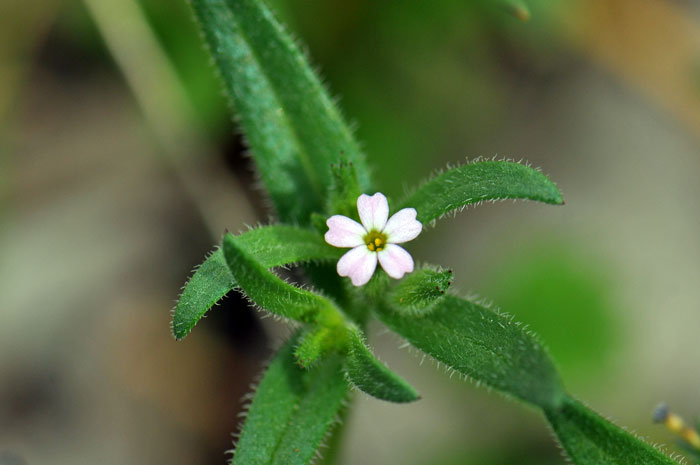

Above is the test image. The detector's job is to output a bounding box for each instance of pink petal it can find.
[337,246,377,286]
[377,244,414,279]
[325,215,366,248]
[383,208,422,244]
[357,193,389,232]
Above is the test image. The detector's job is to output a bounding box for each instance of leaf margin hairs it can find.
[375,293,566,410]
[172,224,343,339]
[344,327,421,403]
[545,395,682,465]
[231,333,350,465]
[222,231,340,324]
[187,0,371,224]
[399,158,564,224]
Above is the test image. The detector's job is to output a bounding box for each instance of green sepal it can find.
[172,225,342,340]
[545,395,680,465]
[390,266,452,315]
[375,294,565,409]
[345,328,420,403]
[223,232,341,325]
[294,325,346,369]
[188,0,370,224]
[355,268,391,301]
[400,160,563,224]
[232,334,349,465]
[339,270,390,325]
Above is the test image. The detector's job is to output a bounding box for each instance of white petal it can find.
[325,215,366,248]
[337,246,377,286]
[377,244,414,279]
[357,193,389,232]
[383,208,422,244]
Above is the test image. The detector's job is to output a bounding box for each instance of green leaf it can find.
[233,335,349,465]
[390,267,452,315]
[294,326,345,369]
[545,396,679,465]
[375,295,565,409]
[400,160,563,224]
[188,0,370,223]
[173,225,341,340]
[345,329,420,403]
[172,248,234,340]
[234,225,344,266]
[223,232,341,325]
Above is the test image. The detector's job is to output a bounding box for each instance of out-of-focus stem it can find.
[83,0,252,238]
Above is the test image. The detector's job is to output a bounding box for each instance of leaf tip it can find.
[170,309,189,340]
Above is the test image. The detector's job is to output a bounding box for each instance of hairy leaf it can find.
[345,329,420,403]
[375,295,565,409]
[173,248,234,340]
[223,232,340,324]
[294,326,346,369]
[390,267,452,315]
[400,160,563,224]
[546,396,680,465]
[233,336,349,465]
[189,0,370,223]
[173,225,341,339]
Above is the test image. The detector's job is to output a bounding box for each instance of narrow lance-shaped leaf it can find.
[545,395,680,465]
[189,0,370,223]
[223,232,340,324]
[400,160,563,224]
[173,225,342,339]
[173,248,233,340]
[345,328,420,403]
[375,294,565,410]
[233,335,349,465]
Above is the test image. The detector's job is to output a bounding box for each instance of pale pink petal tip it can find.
[337,246,378,286]
[357,192,389,232]
[325,215,366,248]
[383,208,422,244]
[377,244,414,279]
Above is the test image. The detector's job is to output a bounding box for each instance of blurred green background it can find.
[1,0,700,464]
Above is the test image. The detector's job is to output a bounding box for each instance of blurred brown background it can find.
[1,0,700,464]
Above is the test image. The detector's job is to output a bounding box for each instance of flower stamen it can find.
[364,230,387,252]
[325,192,421,286]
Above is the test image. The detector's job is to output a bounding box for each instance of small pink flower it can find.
[325,193,422,286]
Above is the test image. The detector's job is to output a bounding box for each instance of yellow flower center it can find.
[364,230,387,252]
